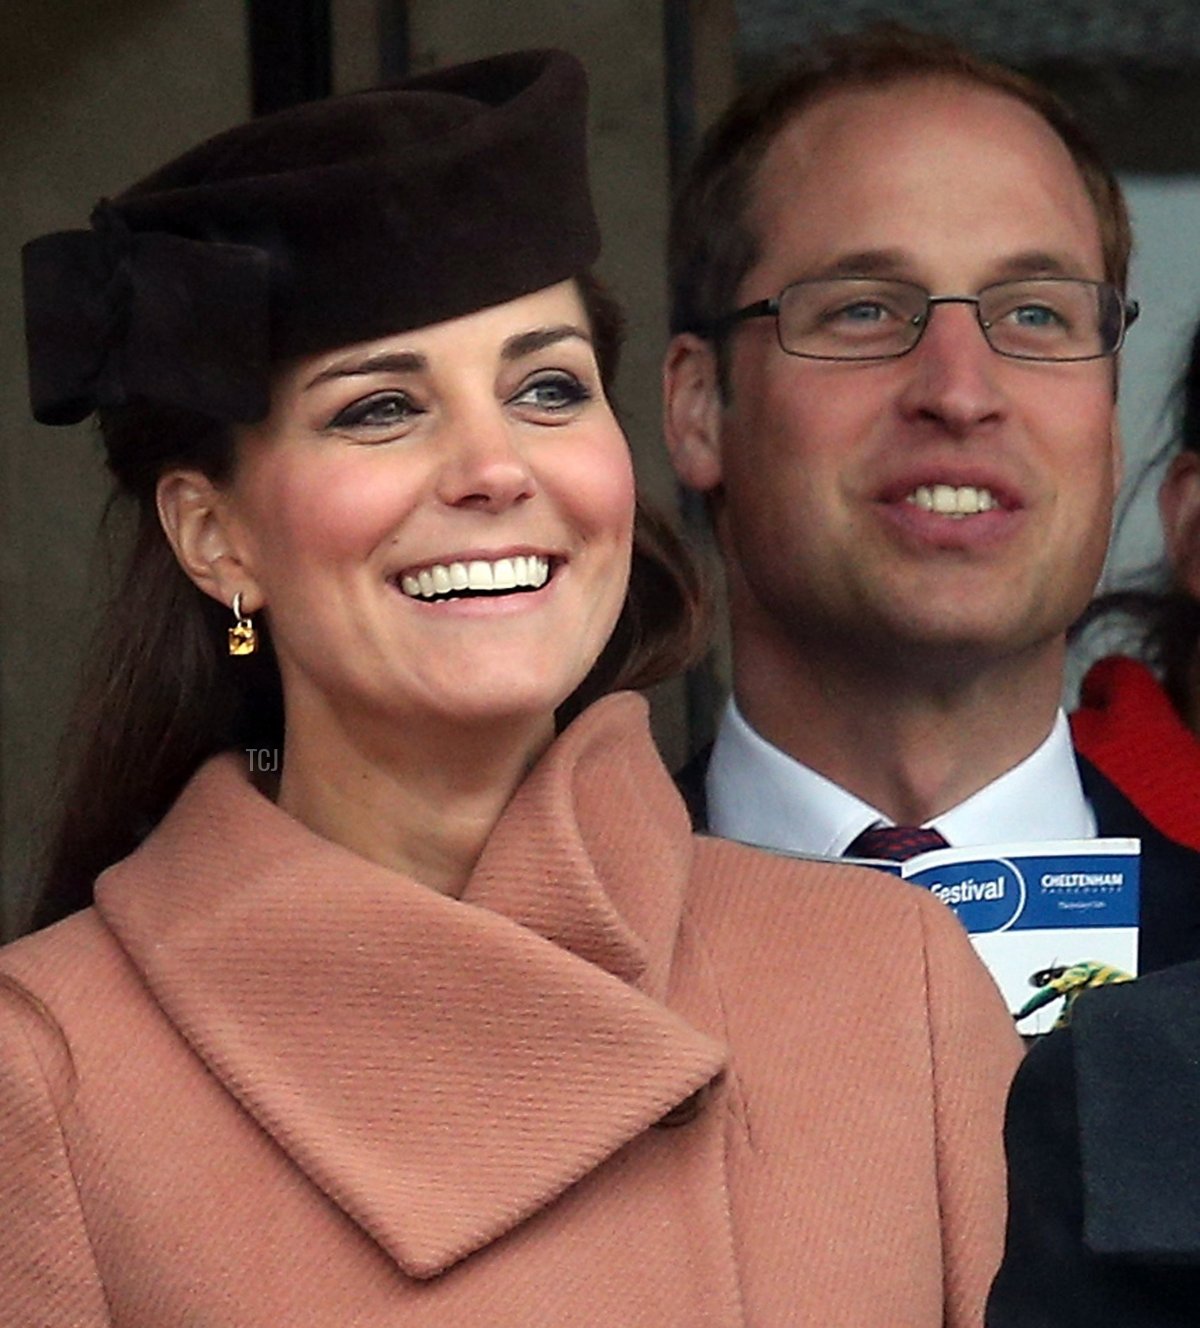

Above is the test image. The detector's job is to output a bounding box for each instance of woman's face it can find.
[216,281,635,745]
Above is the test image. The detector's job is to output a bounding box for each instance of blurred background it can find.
[4,0,1199,935]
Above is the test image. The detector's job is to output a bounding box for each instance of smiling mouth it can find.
[396,554,553,602]
[904,484,1001,518]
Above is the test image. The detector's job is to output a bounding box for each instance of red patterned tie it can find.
[844,825,949,862]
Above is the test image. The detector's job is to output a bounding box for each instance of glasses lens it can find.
[977,280,1120,360]
[777,279,928,360]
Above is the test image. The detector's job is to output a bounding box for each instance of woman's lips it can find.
[396,553,552,600]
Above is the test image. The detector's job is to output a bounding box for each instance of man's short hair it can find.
[669,24,1132,373]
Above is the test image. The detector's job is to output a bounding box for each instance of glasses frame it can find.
[708,277,1141,363]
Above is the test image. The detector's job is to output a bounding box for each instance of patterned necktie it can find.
[844,825,949,862]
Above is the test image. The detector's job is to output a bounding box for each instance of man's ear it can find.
[662,333,725,493]
[1160,451,1200,598]
[156,470,262,611]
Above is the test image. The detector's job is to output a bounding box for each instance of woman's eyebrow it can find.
[303,350,426,391]
[501,325,592,361]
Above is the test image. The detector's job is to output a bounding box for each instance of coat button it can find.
[653,1077,718,1128]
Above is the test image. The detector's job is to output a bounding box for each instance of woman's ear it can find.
[1160,451,1200,599]
[662,334,726,493]
[156,470,262,611]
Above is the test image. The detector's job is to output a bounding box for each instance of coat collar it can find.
[95,694,727,1278]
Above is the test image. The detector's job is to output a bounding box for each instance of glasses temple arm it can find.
[701,296,780,340]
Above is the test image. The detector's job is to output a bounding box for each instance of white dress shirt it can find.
[706,698,1097,856]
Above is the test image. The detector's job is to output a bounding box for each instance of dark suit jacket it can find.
[1077,754,1200,974]
[987,964,1200,1327]
[674,744,712,832]
[676,745,1200,975]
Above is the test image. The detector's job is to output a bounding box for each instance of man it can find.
[664,27,1200,973]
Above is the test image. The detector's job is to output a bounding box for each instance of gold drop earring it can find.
[228,591,258,657]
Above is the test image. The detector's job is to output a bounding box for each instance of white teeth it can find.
[467,561,494,591]
[398,554,551,600]
[907,484,998,517]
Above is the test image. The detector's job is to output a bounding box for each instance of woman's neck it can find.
[275,703,555,896]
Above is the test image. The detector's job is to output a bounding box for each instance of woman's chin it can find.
[382,679,574,742]
[422,688,569,736]
[403,652,600,729]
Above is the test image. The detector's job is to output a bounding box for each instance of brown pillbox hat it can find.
[23,49,599,426]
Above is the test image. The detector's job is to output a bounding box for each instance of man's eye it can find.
[1009,303,1068,329]
[328,391,420,430]
[833,301,889,323]
[818,299,908,330]
[512,373,592,413]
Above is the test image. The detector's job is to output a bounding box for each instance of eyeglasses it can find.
[707,277,1140,362]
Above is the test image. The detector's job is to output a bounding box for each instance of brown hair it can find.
[1072,315,1200,722]
[31,274,707,931]
[670,24,1132,391]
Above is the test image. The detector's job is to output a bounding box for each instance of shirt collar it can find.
[707,698,1096,856]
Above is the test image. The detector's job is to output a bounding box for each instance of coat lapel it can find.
[95,695,727,1278]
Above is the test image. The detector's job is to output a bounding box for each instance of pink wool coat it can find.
[0,694,1021,1326]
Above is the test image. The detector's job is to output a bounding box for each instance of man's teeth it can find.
[907,484,998,518]
[400,555,551,599]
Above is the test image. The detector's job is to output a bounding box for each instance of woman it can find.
[3,50,1020,1326]
[1066,314,1200,971]
[987,321,1200,1326]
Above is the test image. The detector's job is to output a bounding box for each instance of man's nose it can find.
[894,300,1008,435]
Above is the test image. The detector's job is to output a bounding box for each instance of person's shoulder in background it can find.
[988,961,1200,1327]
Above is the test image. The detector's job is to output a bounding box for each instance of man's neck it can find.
[731,622,1066,826]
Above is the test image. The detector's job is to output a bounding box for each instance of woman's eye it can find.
[512,372,592,414]
[328,391,421,431]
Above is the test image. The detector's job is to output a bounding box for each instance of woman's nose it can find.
[435,408,538,512]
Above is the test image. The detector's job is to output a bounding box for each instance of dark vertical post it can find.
[664,0,723,758]
[247,0,332,115]
[379,0,410,84]
[664,0,698,186]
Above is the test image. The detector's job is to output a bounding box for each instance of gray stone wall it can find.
[1,0,248,936]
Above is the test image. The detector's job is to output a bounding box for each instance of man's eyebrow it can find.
[304,350,426,391]
[501,324,592,361]
[817,250,913,278]
[805,250,1091,284]
[986,251,1086,281]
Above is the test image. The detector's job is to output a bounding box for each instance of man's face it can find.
[671,77,1120,677]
